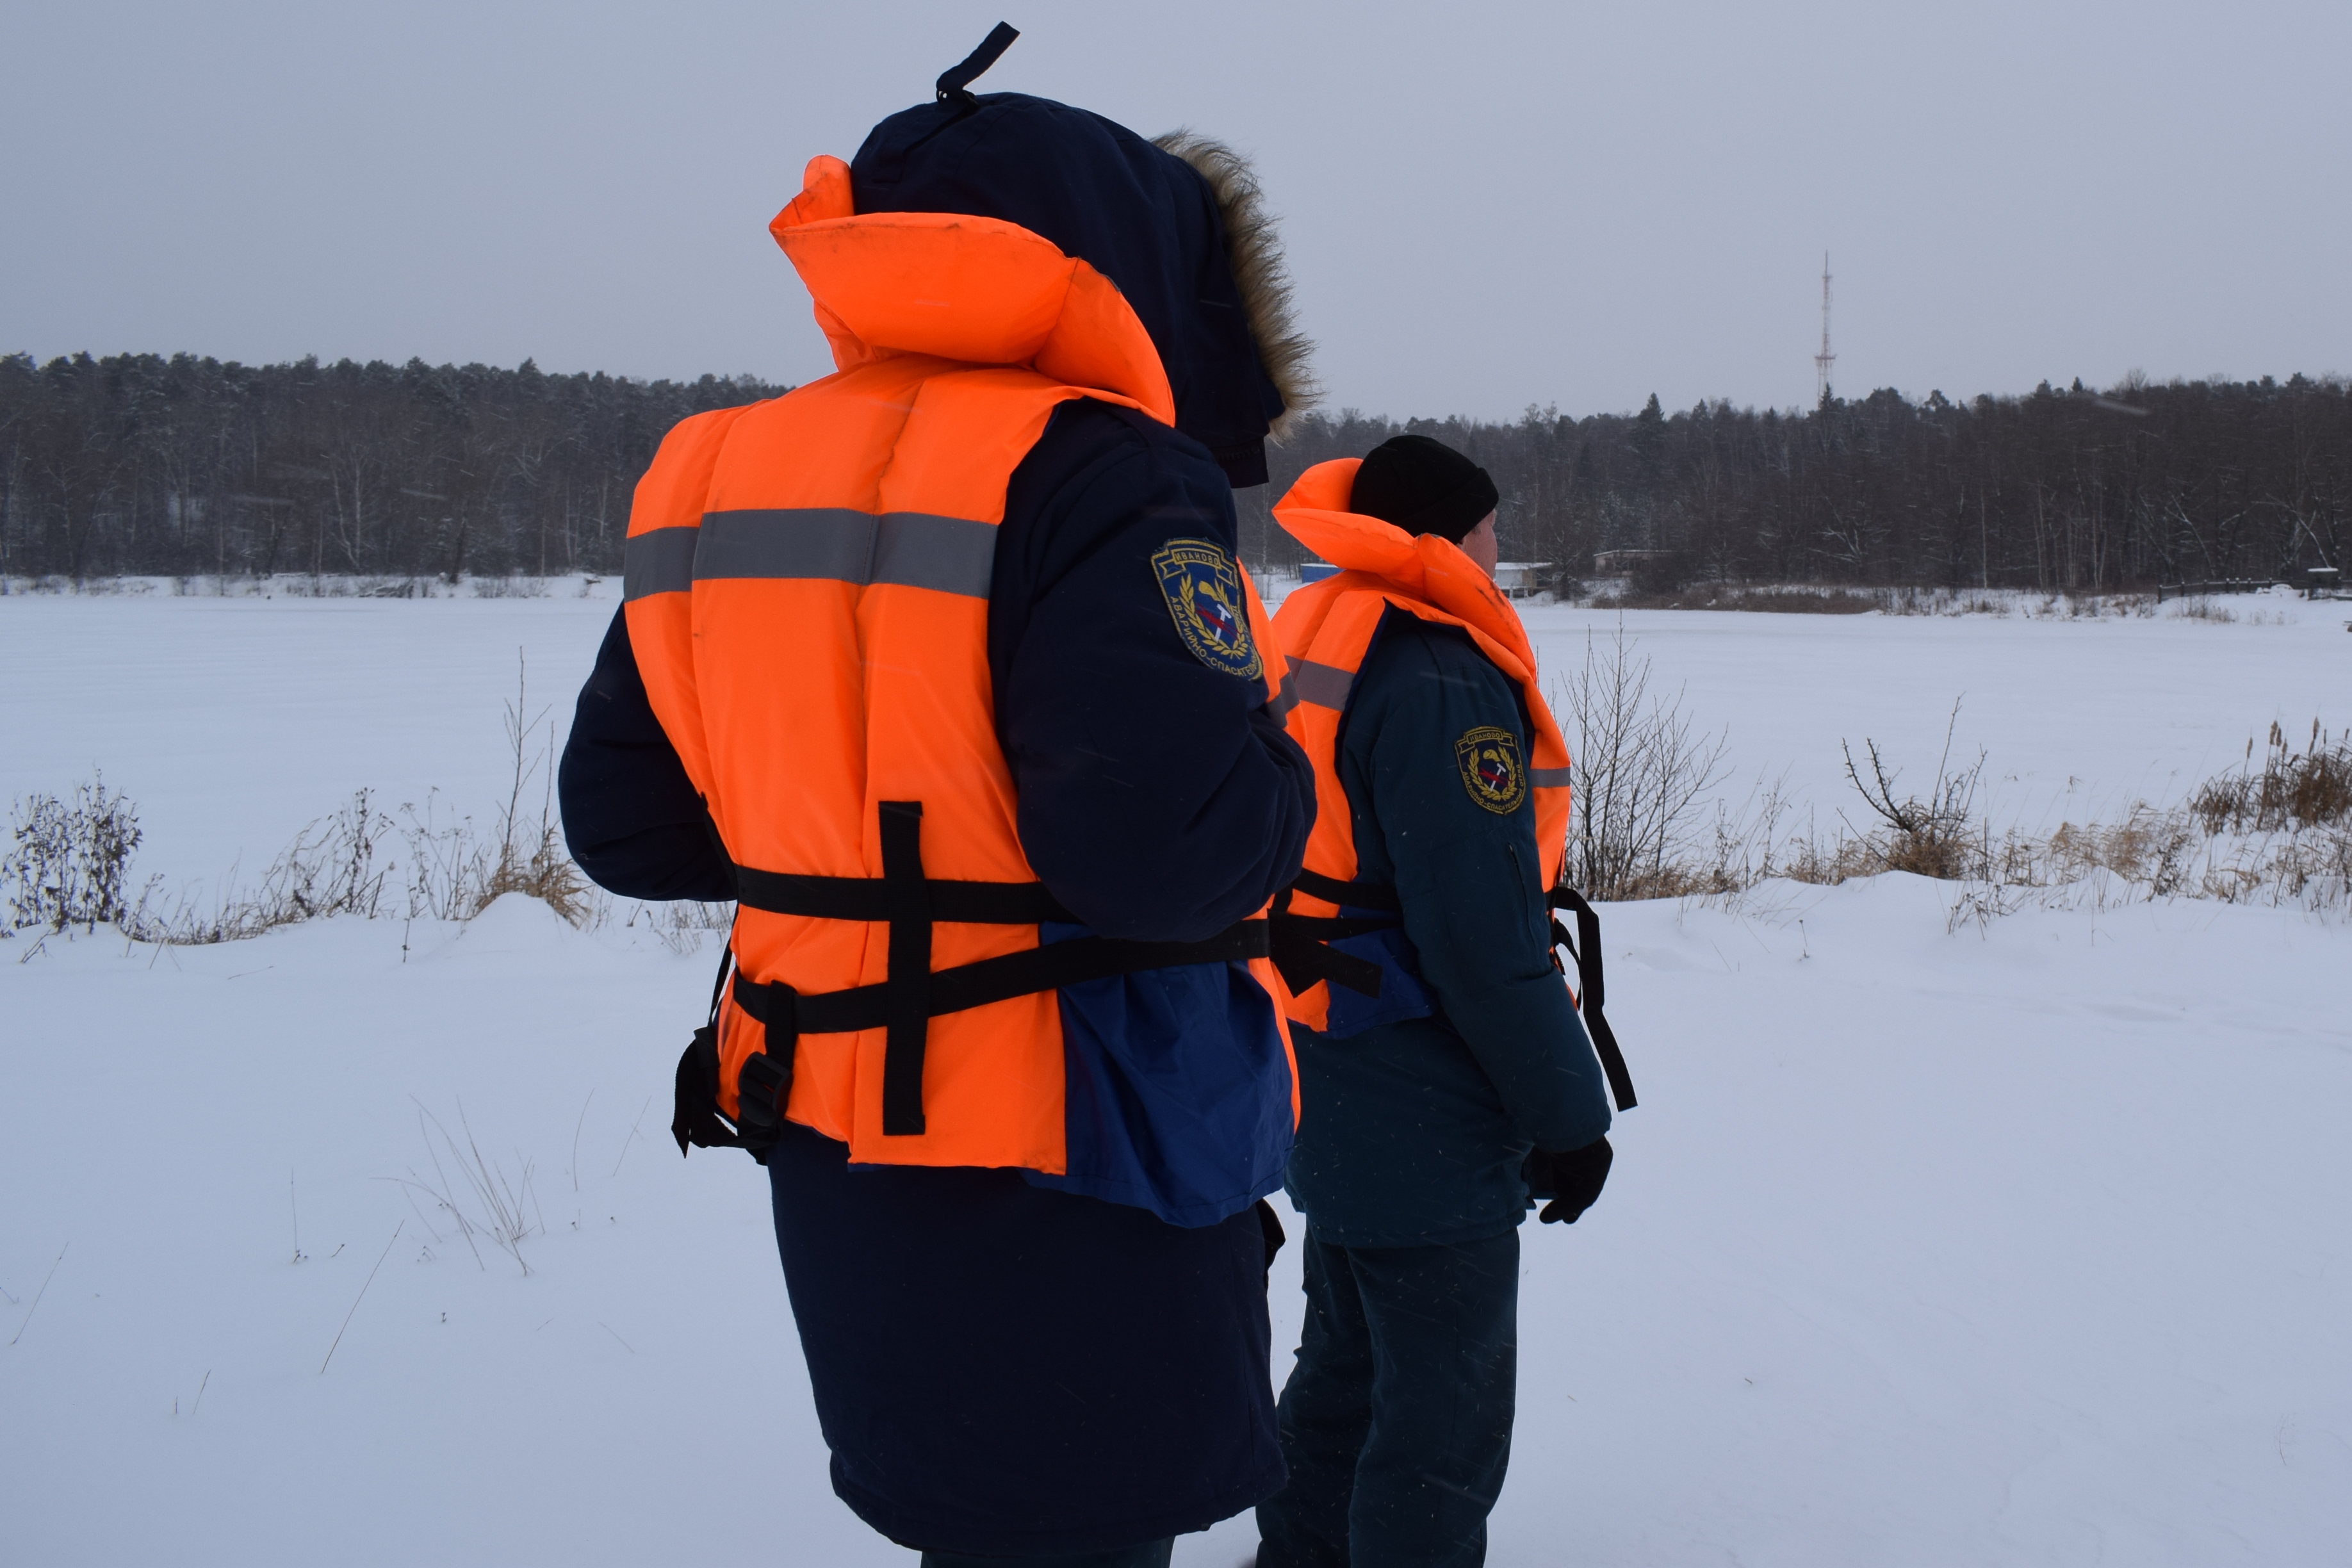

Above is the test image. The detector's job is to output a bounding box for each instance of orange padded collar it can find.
[1272,457,1537,673]
[771,155,1177,427]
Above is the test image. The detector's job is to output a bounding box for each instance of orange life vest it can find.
[1265,458,1574,1034]
[624,154,1293,1176]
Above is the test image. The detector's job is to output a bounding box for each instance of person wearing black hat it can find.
[1254,434,1621,1568]
[1346,430,1503,565]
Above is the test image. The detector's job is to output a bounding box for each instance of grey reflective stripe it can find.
[1288,659,1356,712]
[1529,767,1572,788]
[623,525,700,600]
[1268,659,1356,720]
[870,511,999,597]
[696,508,997,599]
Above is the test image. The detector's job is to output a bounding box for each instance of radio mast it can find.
[1814,252,1836,406]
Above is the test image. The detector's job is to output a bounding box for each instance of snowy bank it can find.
[2,879,2346,1564]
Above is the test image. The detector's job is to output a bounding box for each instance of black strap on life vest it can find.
[712,799,1271,1143]
[671,938,740,1156]
[878,801,933,1136]
[1549,886,1637,1112]
[1268,868,1400,1000]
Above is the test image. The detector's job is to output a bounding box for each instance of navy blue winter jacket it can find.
[557,83,1314,1554]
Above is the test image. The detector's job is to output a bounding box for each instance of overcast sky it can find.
[4,1,2346,421]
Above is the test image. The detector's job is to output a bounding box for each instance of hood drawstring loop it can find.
[936,22,1020,111]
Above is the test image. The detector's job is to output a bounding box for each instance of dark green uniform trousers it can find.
[1256,1226,1520,1568]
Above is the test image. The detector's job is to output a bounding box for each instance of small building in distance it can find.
[1295,560,1553,599]
[1592,548,1674,576]
[1493,562,1550,598]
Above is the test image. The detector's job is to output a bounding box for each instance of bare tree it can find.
[1553,625,1729,900]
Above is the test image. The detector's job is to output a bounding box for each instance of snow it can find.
[1516,592,2349,828]
[3,588,2348,1565]
[0,583,623,891]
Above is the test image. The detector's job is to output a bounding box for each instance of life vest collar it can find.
[1271,457,1534,673]
[771,155,1177,429]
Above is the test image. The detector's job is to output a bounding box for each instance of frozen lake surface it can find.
[3,582,2342,887]
[2,585,2347,1565]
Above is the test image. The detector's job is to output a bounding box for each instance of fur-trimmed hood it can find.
[1150,129,1318,445]
[848,92,1316,487]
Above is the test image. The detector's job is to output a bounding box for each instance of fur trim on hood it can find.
[1152,130,1320,441]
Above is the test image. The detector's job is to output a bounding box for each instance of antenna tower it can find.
[1814,252,1836,405]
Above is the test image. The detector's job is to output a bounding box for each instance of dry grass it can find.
[10,652,664,954]
[1549,633,2351,922]
[403,653,593,924]
[120,789,395,943]
[2191,720,2351,834]
[1589,585,1882,614]
[384,1102,544,1277]
[1577,584,2173,619]
[618,897,735,955]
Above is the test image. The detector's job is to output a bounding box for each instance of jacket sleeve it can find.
[1352,621,1612,1152]
[990,404,1314,942]
[555,607,734,902]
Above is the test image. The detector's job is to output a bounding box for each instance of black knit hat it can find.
[1348,435,1498,544]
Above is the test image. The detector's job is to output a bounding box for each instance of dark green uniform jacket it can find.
[1283,612,1613,1248]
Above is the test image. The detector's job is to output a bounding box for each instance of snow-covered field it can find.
[3,585,2348,1565]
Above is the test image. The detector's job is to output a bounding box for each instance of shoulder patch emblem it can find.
[1455,725,1528,814]
[1152,539,1262,681]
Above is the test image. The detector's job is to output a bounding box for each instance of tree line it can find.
[0,352,782,584]
[1245,375,2349,592]
[4,350,2345,591]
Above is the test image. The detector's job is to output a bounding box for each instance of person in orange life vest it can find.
[554,28,1319,1568]
[1253,436,1616,1568]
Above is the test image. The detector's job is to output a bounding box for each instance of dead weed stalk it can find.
[384,1102,544,1277]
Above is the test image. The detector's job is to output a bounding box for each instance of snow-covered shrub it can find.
[1838,705,1989,881]
[4,775,144,936]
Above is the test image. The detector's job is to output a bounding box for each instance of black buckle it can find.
[711,970,799,1156]
[735,1047,792,1149]
[1269,878,1391,999]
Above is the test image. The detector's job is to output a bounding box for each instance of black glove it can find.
[1524,1137,1612,1225]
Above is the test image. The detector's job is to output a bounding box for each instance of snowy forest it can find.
[1247,376,2352,592]
[0,353,784,585]
[3,349,2346,591]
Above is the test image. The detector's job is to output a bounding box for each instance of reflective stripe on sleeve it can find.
[1268,658,1356,720]
[1528,767,1572,787]
[622,525,700,600]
